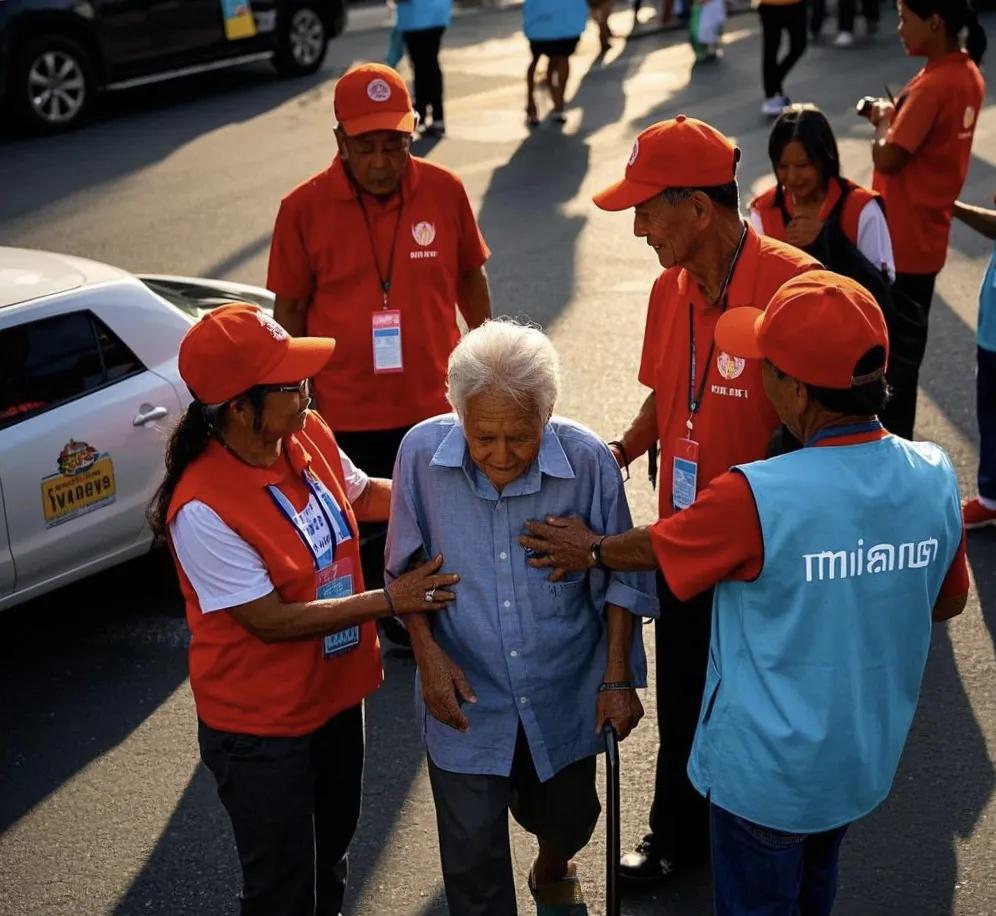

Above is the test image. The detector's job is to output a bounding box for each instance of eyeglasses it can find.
[260,379,310,396]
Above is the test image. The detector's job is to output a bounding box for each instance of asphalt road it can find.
[2,4,996,915]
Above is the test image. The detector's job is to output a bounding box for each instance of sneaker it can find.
[761,95,788,116]
[964,497,996,530]
[833,31,855,47]
[619,835,678,882]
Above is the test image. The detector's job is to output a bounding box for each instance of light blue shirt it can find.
[523,0,588,41]
[386,414,658,781]
[977,244,996,353]
[396,0,452,33]
[689,435,963,833]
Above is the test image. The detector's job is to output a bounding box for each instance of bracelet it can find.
[598,681,634,693]
[607,441,631,481]
[382,587,396,614]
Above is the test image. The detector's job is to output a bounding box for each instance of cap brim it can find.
[342,111,416,136]
[592,176,665,211]
[260,337,336,385]
[714,307,765,360]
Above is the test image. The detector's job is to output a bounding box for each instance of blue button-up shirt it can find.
[385,414,658,782]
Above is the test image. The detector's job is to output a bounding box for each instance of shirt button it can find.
[503,600,511,608]
[499,551,508,560]
[510,650,518,657]
[520,696,529,705]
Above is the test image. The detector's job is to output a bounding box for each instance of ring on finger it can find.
[425,587,436,603]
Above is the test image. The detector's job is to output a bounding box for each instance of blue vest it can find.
[688,435,962,833]
[523,0,588,42]
[396,0,452,33]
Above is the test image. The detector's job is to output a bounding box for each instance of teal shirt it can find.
[688,434,963,833]
[978,244,996,353]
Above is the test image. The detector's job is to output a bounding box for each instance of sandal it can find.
[528,864,589,916]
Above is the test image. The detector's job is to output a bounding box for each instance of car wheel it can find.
[14,35,94,133]
[273,5,329,76]
[379,616,412,650]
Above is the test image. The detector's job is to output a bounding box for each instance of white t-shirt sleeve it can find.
[857,200,896,283]
[170,501,275,613]
[338,446,369,503]
[748,207,765,236]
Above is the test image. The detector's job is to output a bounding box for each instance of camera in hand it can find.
[855,97,876,118]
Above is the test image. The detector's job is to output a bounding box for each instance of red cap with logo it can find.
[178,303,336,404]
[593,116,740,211]
[714,271,889,390]
[333,63,416,137]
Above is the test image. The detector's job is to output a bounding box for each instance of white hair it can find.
[446,319,560,423]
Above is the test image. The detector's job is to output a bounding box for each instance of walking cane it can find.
[604,724,621,916]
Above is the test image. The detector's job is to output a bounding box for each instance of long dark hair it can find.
[904,0,987,63]
[768,104,841,210]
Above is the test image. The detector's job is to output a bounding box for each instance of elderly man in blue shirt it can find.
[386,319,658,916]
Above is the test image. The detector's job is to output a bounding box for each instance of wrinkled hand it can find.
[868,99,895,128]
[417,639,477,732]
[786,216,825,248]
[596,689,644,741]
[607,441,626,469]
[519,516,598,581]
[386,554,459,614]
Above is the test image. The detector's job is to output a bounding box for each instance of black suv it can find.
[0,0,346,132]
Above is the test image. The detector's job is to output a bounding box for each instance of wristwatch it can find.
[589,536,608,570]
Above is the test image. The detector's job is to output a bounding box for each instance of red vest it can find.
[167,412,382,736]
[751,179,880,248]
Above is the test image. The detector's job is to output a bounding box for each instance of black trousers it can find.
[403,26,446,123]
[838,0,879,32]
[759,3,808,99]
[979,347,996,501]
[334,425,411,590]
[427,728,600,916]
[880,271,937,440]
[647,575,713,867]
[198,705,365,916]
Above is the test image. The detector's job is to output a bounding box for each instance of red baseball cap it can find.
[593,116,740,211]
[178,304,335,404]
[714,271,889,389]
[333,63,416,136]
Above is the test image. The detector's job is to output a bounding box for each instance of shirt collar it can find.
[924,50,970,73]
[677,221,761,310]
[430,421,576,499]
[327,154,421,203]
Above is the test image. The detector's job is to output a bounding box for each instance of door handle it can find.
[133,404,170,427]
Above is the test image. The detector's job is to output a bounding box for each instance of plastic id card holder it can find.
[672,437,700,511]
[317,558,360,658]
[372,310,404,374]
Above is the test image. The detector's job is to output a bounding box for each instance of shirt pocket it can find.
[527,567,589,618]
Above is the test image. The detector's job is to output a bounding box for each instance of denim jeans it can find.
[710,803,849,916]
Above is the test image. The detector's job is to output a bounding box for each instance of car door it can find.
[0,481,13,601]
[147,0,242,65]
[0,309,183,596]
[90,0,159,78]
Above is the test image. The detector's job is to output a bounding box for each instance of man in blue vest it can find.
[519,270,970,915]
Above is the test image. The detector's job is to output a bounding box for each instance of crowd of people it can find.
[148,1,992,914]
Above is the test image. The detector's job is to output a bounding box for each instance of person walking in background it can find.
[524,0,588,124]
[757,0,808,117]
[397,0,453,135]
[953,194,996,530]
[866,0,986,439]
[750,104,894,279]
[833,0,880,47]
[689,0,726,62]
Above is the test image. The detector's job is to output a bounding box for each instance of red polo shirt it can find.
[873,51,985,275]
[267,156,490,432]
[638,225,818,518]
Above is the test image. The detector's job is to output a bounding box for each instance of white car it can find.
[0,246,273,612]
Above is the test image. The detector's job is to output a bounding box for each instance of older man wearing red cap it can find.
[267,62,491,607]
[148,303,460,916]
[521,270,969,915]
[590,115,820,883]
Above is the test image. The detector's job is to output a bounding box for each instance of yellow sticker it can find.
[41,440,117,528]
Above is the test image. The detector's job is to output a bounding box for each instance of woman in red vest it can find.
[147,303,458,916]
[749,103,895,281]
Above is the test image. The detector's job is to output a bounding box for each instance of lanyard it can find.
[355,185,405,309]
[686,224,749,431]
[267,470,344,571]
[805,420,883,448]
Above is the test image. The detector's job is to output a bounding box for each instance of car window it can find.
[0,311,145,430]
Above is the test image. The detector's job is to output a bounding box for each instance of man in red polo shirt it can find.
[591,116,818,884]
[267,62,491,596]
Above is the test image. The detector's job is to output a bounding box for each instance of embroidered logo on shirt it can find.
[255,311,288,341]
[367,78,392,102]
[802,537,939,582]
[412,221,437,246]
[717,351,746,380]
[628,139,640,167]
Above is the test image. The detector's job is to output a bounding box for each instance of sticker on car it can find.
[41,440,117,528]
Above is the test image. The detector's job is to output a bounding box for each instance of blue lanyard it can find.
[267,471,344,571]
[805,420,883,448]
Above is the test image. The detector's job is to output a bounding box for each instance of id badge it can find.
[317,558,360,658]
[372,310,404,374]
[672,437,700,511]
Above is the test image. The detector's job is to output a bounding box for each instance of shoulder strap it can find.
[825,178,851,228]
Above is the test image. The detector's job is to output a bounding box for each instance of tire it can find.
[14,35,94,133]
[379,616,412,650]
[272,5,329,76]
